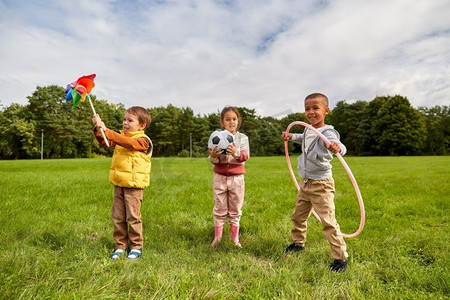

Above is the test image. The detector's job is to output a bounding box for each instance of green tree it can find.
[372,95,426,155]
[0,103,39,159]
[419,106,449,155]
[1,86,447,158]
[236,107,260,155]
[26,85,102,158]
[26,85,66,158]
[256,117,283,156]
[149,104,182,156]
[205,112,220,132]
[329,100,369,155]
[356,97,389,155]
[191,113,211,157]
[178,107,196,154]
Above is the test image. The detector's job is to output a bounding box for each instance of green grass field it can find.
[0,156,449,299]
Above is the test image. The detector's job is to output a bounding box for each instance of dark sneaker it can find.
[329,259,348,272]
[284,243,305,253]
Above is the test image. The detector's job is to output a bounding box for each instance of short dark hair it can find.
[126,106,151,130]
[305,93,329,107]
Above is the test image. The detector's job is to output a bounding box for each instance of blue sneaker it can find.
[127,249,142,260]
[110,249,126,260]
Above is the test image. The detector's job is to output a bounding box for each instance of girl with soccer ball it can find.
[208,106,250,248]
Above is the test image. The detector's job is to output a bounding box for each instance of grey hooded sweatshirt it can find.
[291,125,346,180]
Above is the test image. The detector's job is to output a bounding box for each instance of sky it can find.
[0,0,449,117]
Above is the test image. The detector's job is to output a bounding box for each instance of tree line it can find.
[0,85,448,159]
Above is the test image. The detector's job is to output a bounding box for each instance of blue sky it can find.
[0,0,449,116]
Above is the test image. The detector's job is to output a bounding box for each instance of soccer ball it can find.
[208,129,234,154]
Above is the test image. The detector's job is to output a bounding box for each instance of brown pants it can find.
[291,178,348,261]
[212,173,245,227]
[112,186,143,250]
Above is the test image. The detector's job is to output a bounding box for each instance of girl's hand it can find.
[328,142,341,154]
[226,142,237,156]
[281,132,292,141]
[209,146,222,158]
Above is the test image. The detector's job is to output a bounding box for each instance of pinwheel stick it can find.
[87,96,110,147]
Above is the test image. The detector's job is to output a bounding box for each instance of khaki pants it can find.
[212,173,245,227]
[291,178,348,261]
[112,186,144,250]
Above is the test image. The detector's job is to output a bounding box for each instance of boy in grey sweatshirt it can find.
[282,93,348,272]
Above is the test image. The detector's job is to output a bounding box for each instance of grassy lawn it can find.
[0,156,448,299]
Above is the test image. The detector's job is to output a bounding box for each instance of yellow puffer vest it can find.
[109,131,153,189]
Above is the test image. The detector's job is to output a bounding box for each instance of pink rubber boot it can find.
[230,224,242,248]
[210,226,223,247]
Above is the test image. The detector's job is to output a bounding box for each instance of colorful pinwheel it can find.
[64,74,109,147]
[64,74,96,111]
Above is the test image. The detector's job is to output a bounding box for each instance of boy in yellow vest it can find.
[93,106,153,260]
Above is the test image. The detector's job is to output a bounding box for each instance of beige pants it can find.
[291,178,348,261]
[112,186,143,250]
[212,173,245,227]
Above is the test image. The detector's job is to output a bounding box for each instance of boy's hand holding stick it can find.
[89,98,109,147]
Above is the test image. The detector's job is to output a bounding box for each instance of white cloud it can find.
[0,0,449,117]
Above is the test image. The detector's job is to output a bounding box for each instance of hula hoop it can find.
[284,121,365,238]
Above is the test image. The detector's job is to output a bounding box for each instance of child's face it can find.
[123,112,145,132]
[220,110,239,134]
[304,98,329,128]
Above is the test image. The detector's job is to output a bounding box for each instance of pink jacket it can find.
[209,132,250,176]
